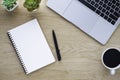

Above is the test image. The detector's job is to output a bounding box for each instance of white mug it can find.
[101,47,120,75]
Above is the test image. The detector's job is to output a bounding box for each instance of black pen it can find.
[52,30,61,61]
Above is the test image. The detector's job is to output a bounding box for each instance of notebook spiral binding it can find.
[7,32,28,74]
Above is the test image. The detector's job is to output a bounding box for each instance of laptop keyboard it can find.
[78,0,120,25]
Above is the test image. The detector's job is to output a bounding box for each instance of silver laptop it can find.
[47,0,120,45]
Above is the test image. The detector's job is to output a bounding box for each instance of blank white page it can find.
[8,19,55,74]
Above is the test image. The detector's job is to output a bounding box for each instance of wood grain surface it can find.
[0,0,120,80]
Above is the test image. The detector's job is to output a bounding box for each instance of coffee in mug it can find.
[101,48,120,75]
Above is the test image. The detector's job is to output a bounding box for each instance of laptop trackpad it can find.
[63,0,99,33]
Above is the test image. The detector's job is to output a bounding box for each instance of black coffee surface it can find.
[103,49,120,68]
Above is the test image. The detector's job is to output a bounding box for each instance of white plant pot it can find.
[3,1,18,12]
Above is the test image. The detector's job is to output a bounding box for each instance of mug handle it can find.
[110,69,115,75]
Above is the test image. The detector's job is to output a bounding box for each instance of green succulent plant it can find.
[24,0,41,12]
[2,0,17,10]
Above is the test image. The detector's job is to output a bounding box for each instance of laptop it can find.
[47,0,120,45]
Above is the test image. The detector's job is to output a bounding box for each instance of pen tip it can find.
[52,30,55,33]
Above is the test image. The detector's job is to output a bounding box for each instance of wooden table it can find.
[0,0,120,80]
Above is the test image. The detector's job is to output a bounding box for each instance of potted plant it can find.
[23,0,41,12]
[2,0,18,12]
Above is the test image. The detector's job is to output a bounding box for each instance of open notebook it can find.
[7,19,55,74]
